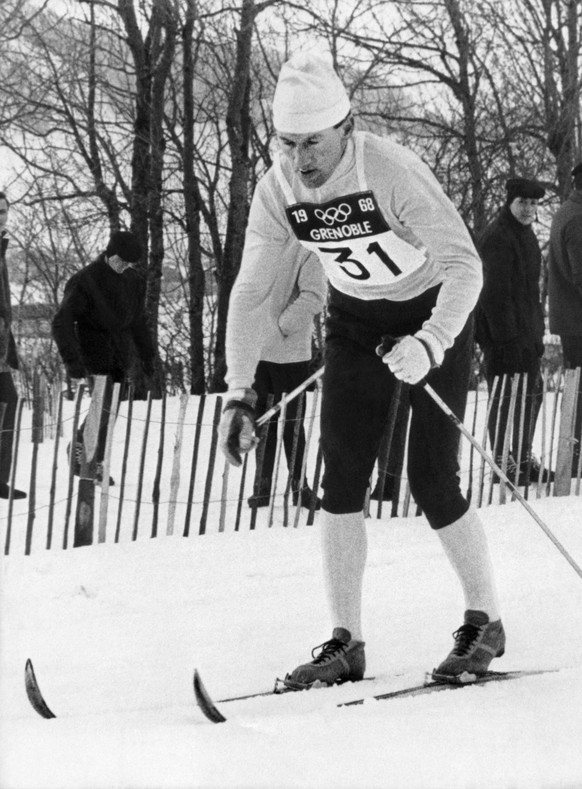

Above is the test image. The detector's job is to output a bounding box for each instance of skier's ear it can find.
[334,113,354,139]
[341,113,355,138]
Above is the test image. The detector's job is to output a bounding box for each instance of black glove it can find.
[376,335,398,357]
[217,389,258,466]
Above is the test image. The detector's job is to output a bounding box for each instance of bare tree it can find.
[2,0,580,392]
[0,0,52,132]
[480,0,581,199]
[208,0,281,391]
[181,0,206,393]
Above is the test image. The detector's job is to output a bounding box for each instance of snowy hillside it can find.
[1,392,582,789]
[1,490,582,788]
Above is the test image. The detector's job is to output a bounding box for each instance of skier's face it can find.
[107,254,132,274]
[509,197,538,226]
[277,117,353,188]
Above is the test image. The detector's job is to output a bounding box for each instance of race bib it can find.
[285,191,426,287]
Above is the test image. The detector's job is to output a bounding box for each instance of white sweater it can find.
[226,131,482,390]
[259,246,326,364]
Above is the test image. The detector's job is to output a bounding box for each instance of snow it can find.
[1,395,582,789]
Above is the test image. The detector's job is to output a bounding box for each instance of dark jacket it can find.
[52,253,155,381]
[475,206,545,374]
[0,234,19,371]
[548,190,582,336]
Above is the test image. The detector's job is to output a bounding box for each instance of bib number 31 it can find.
[318,240,403,280]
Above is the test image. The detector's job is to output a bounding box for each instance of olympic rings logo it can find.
[314,203,352,226]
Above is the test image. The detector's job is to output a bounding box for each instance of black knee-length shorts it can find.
[320,285,473,529]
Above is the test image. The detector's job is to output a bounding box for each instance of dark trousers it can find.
[561,335,582,470]
[373,388,410,498]
[321,286,473,529]
[485,356,542,465]
[0,370,18,484]
[252,360,312,488]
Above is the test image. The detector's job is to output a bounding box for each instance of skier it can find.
[218,51,504,685]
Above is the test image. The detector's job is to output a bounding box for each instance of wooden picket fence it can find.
[1,367,580,556]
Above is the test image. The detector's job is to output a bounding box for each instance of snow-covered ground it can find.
[1,395,582,789]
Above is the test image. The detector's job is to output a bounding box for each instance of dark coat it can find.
[548,190,582,337]
[475,206,545,375]
[52,253,155,381]
[0,234,19,371]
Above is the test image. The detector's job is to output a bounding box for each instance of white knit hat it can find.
[272,51,351,134]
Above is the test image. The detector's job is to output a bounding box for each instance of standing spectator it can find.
[218,52,504,686]
[548,162,582,475]
[476,178,550,484]
[249,250,326,510]
[0,191,26,500]
[52,230,155,478]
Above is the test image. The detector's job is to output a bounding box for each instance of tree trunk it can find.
[117,0,178,397]
[444,0,487,234]
[209,0,256,392]
[183,0,206,394]
[147,1,176,345]
[542,0,580,197]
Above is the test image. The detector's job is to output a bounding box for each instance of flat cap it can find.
[505,177,545,202]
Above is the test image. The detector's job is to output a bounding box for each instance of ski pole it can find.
[256,366,324,427]
[376,335,582,580]
[425,381,582,580]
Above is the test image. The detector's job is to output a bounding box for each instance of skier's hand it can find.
[218,389,259,466]
[378,335,431,385]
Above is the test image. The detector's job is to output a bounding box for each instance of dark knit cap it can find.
[505,178,545,204]
[106,230,143,263]
[571,162,582,178]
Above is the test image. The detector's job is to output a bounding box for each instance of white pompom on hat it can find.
[272,51,351,134]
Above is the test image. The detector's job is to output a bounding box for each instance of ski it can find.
[25,659,56,719]
[193,670,227,723]
[26,661,554,723]
[211,674,379,704]
[193,668,556,724]
[340,668,555,708]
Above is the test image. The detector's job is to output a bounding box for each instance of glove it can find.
[377,334,431,384]
[66,360,86,380]
[217,388,259,467]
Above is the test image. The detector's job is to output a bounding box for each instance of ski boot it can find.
[433,609,505,683]
[283,627,365,690]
